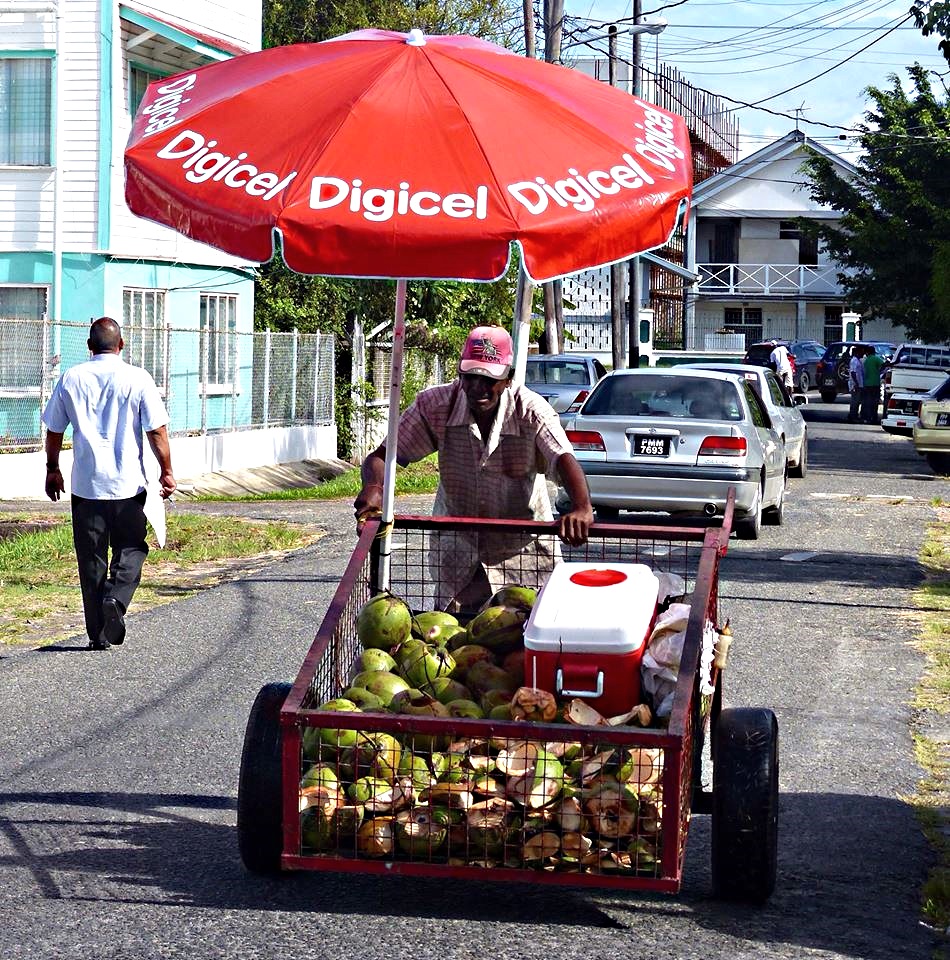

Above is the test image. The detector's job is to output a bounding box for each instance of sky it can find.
[559,0,949,159]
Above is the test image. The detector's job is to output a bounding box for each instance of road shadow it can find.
[0,789,937,957]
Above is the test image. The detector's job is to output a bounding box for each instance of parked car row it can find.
[553,365,808,540]
[742,339,825,393]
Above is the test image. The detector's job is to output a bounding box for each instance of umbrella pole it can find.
[378,278,408,591]
[511,264,534,386]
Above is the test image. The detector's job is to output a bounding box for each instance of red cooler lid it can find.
[569,568,627,587]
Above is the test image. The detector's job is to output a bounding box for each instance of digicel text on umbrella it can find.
[151,109,684,224]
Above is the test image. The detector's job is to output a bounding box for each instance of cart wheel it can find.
[711,707,779,904]
[237,681,291,875]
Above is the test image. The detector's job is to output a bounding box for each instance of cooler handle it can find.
[556,667,604,699]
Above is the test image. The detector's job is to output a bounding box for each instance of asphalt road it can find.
[1,399,947,960]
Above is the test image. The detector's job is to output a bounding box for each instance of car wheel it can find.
[735,483,762,540]
[763,476,785,526]
[789,434,807,478]
[926,453,950,476]
[797,371,810,392]
[835,360,850,384]
[820,389,837,403]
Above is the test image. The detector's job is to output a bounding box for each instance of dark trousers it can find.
[861,385,880,424]
[71,492,148,644]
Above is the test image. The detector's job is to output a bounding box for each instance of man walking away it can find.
[862,345,885,425]
[847,345,865,423]
[769,341,794,392]
[42,317,176,650]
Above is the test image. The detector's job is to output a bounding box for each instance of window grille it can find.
[0,58,52,165]
[200,293,238,387]
[123,288,167,389]
[0,287,46,389]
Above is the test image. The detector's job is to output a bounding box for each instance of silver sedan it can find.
[560,367,787,539]
[682,363,808,478]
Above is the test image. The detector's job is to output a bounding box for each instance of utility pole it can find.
[541,0,564,353]
[523,0,535,58]
[608,24,626,370]
[628,0,643,369]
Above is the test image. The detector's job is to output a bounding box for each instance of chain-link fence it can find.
[0,318,334,452]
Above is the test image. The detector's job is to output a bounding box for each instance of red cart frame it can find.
[264,506,737,894]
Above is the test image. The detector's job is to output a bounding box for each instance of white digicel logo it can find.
[142,75,198,137]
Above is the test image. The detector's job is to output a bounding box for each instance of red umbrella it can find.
[124,28,693,582]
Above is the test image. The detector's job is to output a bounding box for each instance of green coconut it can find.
[481,585,537,614]
[411,611,460,645]
[466,605,528,653]
[360,648,398,673]
[302,698,361,757]
[356,592,412,651]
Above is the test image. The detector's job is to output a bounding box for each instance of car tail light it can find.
[699,435,747,456]
[886,396,899,411]
[565,390,590,413]
[566,430,605,452]
[816,360,825,376]
[883,367,892,385]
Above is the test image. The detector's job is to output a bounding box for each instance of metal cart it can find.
[237,506,778,904]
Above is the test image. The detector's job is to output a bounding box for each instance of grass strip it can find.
[194,456,440,502]
[0,513,320,646]
[912,510,950,937]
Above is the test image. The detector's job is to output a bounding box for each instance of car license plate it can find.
[634,435,670,457]
[937,412,950,426]
[824,377,836,386]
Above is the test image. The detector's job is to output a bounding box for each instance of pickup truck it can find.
[882,343,950,408]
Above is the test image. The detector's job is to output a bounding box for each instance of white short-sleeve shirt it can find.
[42,353,169,500]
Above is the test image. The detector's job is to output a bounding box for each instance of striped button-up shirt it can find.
[396,380,573,607]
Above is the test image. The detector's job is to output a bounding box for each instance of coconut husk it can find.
[465,747,495,772]
[509,687,558,723]
[494,741,539,777]
[522,831,561,861]
[607,703,653,727]
[471,774,507,798]
[584,778,638,838]
[424,783,475,810]
[542,740,583,760]
[356,817,395,858]
[578,749,617,782]
[560,832,593,860]
[638,800,662,836]
[555,795,587,833]
[563,699,609,727]
[298,784,342,814]
[622,747,663,787]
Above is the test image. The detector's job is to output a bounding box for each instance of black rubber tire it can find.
[596,505,621,520]
[789,434,807,478]
[797,371,810,393]
[820,389,837,403]
[763,477,785,526]
[926,452,950,476]
[735,483,762,540]
[237,681,292,875]
[711,707,779,904]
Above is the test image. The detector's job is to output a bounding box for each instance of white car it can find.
[560,367,788,539]
[682,363,808,477]
[882,377,950,436]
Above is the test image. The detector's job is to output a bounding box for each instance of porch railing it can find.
[697,263,841,296]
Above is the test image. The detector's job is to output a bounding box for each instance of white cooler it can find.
[523,562,660,716]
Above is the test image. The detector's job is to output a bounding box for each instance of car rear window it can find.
[583,374,743,421]
[525,360,590,386]
[745,345,774,364]
[895,345,950,366]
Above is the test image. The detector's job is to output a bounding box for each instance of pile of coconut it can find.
[298,587,670,873]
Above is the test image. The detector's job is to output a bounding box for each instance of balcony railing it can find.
[697,263,842,296]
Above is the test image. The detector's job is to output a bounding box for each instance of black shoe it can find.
[100,598,126,647]
[88,637,110,651]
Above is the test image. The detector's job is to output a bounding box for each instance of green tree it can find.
[911,1,950,64]
[801,65,950,340]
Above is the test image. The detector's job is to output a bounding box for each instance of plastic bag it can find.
[640,603,690,718]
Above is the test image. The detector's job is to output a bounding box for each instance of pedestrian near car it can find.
[354,325,593,613]
[862,345,885,424]
[769,341,794,392]
[42,317,176,651]
[847,345,865,423]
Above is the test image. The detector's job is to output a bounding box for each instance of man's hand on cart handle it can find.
[354,482,384,533]
[558,504,593,547]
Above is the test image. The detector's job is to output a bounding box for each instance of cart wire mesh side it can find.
[279,515,729,892]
